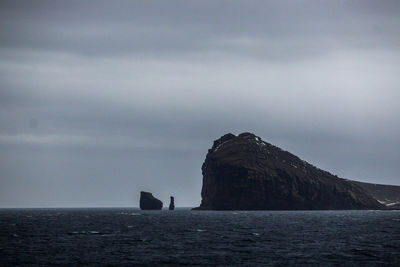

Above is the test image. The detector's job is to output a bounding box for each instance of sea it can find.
[1,208,399,266]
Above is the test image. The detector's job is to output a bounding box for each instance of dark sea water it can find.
[0,208,399,266]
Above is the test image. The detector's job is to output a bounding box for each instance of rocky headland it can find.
[194,132,385,210]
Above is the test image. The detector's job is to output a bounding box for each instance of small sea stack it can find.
[140,191,163,210]
[169,196,175,210]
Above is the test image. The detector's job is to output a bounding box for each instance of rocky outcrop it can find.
[352,181,400,207]
[385,203,400,210]
[169,196,175,210]
[194,132,383,210]
[140,191,163,210]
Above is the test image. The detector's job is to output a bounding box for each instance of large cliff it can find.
[194,133,383,210]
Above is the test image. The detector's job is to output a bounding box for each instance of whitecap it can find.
[68,231,81,235]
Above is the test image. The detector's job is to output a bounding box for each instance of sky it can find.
[0,0,399,208]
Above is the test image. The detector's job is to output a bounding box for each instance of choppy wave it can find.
[0,209,399,265]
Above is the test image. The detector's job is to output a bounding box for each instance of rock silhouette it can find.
[140,191,163,210]
[169,196,175,210]
[194,133,383,210]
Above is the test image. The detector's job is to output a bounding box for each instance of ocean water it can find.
[0,209,399,266]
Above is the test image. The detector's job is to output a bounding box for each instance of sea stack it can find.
[169,196,175,210]
[194,132,382,210]
[140,191,163,210]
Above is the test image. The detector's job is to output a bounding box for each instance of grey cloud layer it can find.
[0,0,399,207]
[2,1,400,57]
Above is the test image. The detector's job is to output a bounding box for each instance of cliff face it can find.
[195,133,382,210]
[140,191,163,210]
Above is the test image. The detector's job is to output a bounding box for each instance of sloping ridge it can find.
[195,132,384,210]
[352,181,400,207]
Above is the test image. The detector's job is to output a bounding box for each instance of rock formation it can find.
[352,181,400,207]
[140,191,163,210]
[169,196,175,210]
[194,132,383,210]
[385,203,400,210]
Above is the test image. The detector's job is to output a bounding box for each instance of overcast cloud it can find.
[1,0,399,207]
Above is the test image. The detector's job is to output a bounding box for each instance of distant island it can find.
[194,132,400,210]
